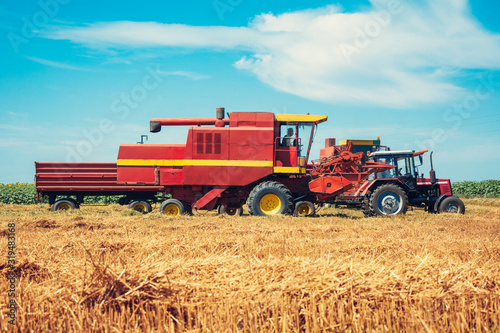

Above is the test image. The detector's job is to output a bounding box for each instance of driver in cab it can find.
[282,128,296,147]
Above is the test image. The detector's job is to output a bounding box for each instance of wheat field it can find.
[1,198,499,332]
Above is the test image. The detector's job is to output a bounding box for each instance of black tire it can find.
[362,192,374,217]
[438,196,465,214]
[368,184,408,216]
[294,201,316,217]
[218,205,243,216]
[159,199,185,216]
[52,199,77,212]
[247,181,293,216]
[128,200,152,214]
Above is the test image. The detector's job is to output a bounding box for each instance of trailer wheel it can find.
[218,205,243,216]
[438,196,465,214]
[247,181,293,216]
[160,199,185,216]
[128,200,152,214]
[52,199,77,212]
[368,184,408,216]
[294,201,316,217]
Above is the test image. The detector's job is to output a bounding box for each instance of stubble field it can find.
[1,198,499,332]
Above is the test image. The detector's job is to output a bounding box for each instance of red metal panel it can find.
[36,185,164,192]
[229,128,274,144]
[229,112,274,128]
[438,179,452,195]
[255,112,275,127]
[191,127,229,160]
[183,166,272,186]
[225,166,272,186]
[183,166,226,185]
[35,162,163,193]
[117,167,156,185]
[160,169,183,185]
[275,147,298,167]
[229,127,274,161]
[229,112,256,127]
[118,144,185,160]
[184,128,193,160]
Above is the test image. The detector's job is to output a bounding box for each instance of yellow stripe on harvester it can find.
[273,167,306,174]
[118,160,307,174]
[117,159,274,167]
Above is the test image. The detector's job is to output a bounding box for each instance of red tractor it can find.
[35,108,463,217]
[321,140,465,216]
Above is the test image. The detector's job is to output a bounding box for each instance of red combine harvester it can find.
[35,108,464,216]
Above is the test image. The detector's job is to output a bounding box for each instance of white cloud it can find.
[25,56,92,71]
[43,0,500,107]
[157,70,210,80]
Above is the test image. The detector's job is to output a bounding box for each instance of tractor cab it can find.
[368,150,423,190]
[274,114,327,173]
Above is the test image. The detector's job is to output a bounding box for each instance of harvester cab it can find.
[274,115,328,172]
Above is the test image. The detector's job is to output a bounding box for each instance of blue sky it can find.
[1,0,500,183]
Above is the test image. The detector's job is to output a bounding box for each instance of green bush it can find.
[0,183,165,205]
[452,180,500,198]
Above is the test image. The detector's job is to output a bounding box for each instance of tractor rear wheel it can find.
[294,201,316,217]
[218,205,243,216]
[52,198,78,212]
[128,200,152,214]
[247,181,293,216]
[438,196,465,214]
[159,199,185,216]
[368,184,408,216]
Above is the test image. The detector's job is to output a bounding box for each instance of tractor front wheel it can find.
[159,199,185,216]
[438,196,465,214]
[367,184,408,216]
[247,181,293,216]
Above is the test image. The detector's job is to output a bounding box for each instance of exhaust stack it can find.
[150,108,229,133]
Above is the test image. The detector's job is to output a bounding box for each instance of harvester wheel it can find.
[294,201,316,217]
[160,199,185,216]
[52,199,77,212]
[218,205,243,216]
[128,200,152,214]
[438,196,465,214]
[368,184,408,216]
[247,181,293,216]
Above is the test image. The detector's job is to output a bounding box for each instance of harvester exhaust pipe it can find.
[150,108,229,133]
[429,151,436,184]
[216,107,225,120]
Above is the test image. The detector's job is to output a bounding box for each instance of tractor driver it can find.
[282,127,296,147]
